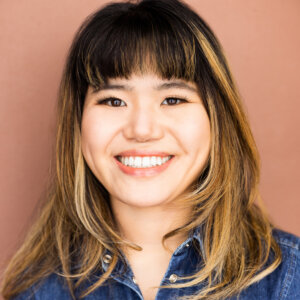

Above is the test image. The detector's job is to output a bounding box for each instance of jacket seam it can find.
[276,239,299,251]
[278,248,297,299]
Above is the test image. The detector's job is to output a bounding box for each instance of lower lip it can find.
[114,156,175,177]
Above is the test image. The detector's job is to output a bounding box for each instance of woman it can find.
[1,0,299,299]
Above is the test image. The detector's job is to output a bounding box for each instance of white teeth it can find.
[156,157,162,165]
[134,157,142,167]
[129,156,134,166]
[142,156,150,167]
[150,156,156,165]
[125,157,129,166]
[162,156,169,163]
[119,156,172,168]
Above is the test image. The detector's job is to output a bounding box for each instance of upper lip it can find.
[115,150,173,157]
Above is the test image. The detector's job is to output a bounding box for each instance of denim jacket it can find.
[13,228,300,300]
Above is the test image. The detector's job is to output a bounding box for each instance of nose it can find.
[122,104,164,142]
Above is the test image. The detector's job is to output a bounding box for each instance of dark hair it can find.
[68,0,234,123]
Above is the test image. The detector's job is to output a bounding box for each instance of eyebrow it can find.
[92,81,198,93]
[156,82,198,93]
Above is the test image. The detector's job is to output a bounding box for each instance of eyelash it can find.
[96,96,189,107]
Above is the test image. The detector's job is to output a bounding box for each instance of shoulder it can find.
[12,273,73,300]
[272,227,300,290]
[272,228,300,299]
[239,228,300,300]
[272,228,300,251]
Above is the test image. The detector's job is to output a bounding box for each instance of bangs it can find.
[77,3,199,88]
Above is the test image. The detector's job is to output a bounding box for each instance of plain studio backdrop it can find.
[0,0,299,297]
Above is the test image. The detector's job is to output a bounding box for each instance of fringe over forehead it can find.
[67,0,233,106]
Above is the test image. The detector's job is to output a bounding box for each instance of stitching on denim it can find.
[278,249,297,299]
[111,275,144,300]
[276,239,299,251]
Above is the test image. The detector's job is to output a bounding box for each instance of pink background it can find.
[1,0,299,293]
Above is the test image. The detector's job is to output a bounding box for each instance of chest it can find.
[126,251,172,300]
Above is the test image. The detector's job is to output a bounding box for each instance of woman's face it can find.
[81,72,211,208]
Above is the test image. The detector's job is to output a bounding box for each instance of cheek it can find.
[175,106,211,153]
[80,110,119,160]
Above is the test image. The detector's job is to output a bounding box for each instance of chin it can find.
[117,194,171,208]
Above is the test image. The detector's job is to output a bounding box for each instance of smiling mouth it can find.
[115,155,174,168]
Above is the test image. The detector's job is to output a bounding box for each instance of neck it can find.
[110,199,191,255]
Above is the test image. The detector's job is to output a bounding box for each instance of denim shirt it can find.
[13,228,300,300]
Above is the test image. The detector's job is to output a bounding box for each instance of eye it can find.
[162,97,188,105]
[97,97,126,107]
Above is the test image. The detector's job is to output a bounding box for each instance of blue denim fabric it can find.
[13,228,300,300]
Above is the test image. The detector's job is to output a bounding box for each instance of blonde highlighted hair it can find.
[1,0,281,299]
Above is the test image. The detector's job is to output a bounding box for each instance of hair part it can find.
[1,0,281,299]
